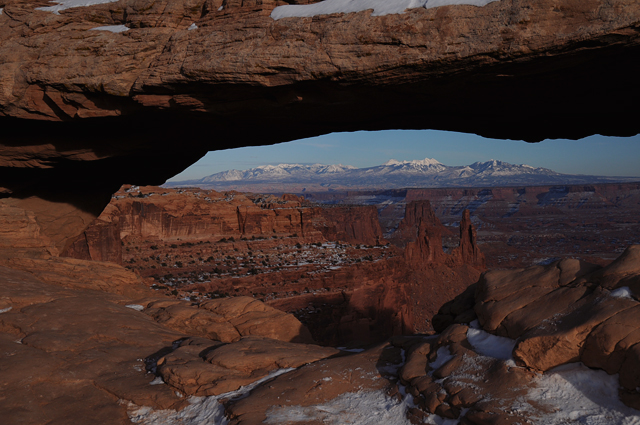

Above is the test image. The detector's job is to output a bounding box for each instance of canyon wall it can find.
[405,183,640,219]
[62,186,384,264]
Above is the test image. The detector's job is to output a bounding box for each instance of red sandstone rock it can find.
[226,343,403,424]
[63,186,385,265]
[4,256,153,299]
[391,200,448,248]
[401,203,485,272]
[157,336,339,396]
[404,217,448,266]
[468,245,640,410]
[0,265,187,424]
[513,288,637,371]
[202,296,314,343]
[450,209,485,270]
[311,183,640,270]
[0,200,54,259]
[474,258,599,333]
[61,218,122,264]
[0,197,99,258]
[145,296,314,343]
[391,327,540,424]
[577,245,640,296]
[582,304,640,375]
[63,186,482,342]
[311,204,384,246]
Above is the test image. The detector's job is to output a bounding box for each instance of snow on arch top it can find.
[271,0,501,20]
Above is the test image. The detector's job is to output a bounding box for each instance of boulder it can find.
[157,336,339,396]
[226,343,402,424]
[146,296,315,343]
[475,258,599,332]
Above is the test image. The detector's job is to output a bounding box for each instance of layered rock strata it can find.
[310,182,640,268]
[62,185,384,263]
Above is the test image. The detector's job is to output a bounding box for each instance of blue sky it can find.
[168,130,640,181]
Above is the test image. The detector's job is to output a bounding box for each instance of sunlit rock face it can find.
[1,0,639,242]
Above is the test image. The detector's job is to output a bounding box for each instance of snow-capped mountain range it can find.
[167,158,636,191]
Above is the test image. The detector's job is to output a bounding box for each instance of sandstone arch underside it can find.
[1,0,639,247]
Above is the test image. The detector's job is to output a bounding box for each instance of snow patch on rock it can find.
[271,0,500,20]
[264,389,415,425]
[429,346,454,372]
[125,368,294,424]
[519,363,640,425]
[90,24,130,33]
[466,327,516,361]
[610,286,634,299]
[36,0,120,14]
[149,376,164,385]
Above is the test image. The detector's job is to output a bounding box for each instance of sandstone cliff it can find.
[62,185,385,263]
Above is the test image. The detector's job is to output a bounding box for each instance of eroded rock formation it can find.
[310,183,640,268]
[62,185,384,263]
[432,245,640,412]
[401,201,485,270]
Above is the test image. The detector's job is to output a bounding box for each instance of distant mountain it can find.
[199,163,357,182]
[166,158,638,191]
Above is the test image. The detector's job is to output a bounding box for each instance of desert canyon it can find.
[1,0,640,423]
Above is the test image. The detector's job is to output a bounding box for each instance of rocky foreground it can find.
[3,245,640,424]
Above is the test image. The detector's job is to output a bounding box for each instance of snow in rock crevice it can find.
[466,326,516,361]
[36,0,120,14]
[125,368,294,425]
[264,389,415,425]
[271,0,500,20]
[90,24,130,33]
[610,286,634,299]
